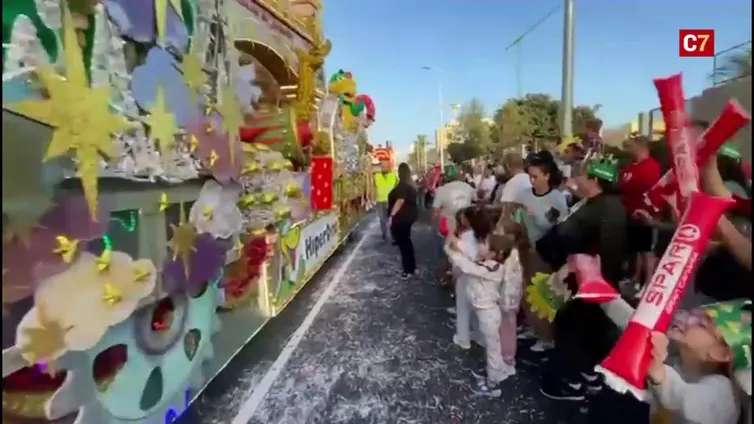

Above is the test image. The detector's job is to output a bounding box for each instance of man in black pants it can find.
[534,158,630,401]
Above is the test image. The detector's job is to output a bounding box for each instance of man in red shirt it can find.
[618,135,662,295]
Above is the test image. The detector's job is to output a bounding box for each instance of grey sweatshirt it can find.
[600,299,740,424]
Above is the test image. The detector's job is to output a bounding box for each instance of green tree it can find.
[446,142,481,164]
[491,94,599,149]
[408,134,429,172]
[711,46,752,84]
[456,99,492,153]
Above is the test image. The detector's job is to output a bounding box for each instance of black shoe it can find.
[540,377,586,401]
[400,272,414,279]
[581,372,604,395]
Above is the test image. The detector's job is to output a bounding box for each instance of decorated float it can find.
[1,0,374,422]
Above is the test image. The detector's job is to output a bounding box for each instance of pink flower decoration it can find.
[188,113,243,184]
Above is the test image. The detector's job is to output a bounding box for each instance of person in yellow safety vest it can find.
[375,160,398,242]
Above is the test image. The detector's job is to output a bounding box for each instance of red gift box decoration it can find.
[310,156,333,211]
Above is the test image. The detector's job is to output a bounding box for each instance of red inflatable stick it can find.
[644,100,751,214]
[596,191,734,399]
[568,254,619,303]
[654,74,699,202]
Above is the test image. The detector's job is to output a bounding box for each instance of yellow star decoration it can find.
[53,235,79,263]
[5,6,128,220]
[143,85,178,155]
[96,248,112,272]
[217,84,243,165]
[168,204,197,277]
[180,41,207,101]
[133,262,153,282]
[102,283,123,306]
[159,192,169,211]
[19,303,72,364]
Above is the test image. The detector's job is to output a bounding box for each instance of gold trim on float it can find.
[234,38,299,81]
[254,0,314,43]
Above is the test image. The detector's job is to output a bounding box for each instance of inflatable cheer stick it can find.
[568,254,619,303]
[656,74,699,200]
[644,100,751,213]
[597,192,734,399]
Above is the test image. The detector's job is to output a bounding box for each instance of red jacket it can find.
[618,157,662,216]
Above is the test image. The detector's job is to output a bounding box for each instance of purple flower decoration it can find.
[187,113,242,183]
[41,194,110,241]
[2,194,111,303]
[103,0,188,52]
[2,231,67,303]
[162,233,226,293]
[131,47,200,127]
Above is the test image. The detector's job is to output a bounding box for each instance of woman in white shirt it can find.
[514,152,569,352]
[516,153,569,243]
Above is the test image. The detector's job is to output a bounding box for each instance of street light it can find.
[561,0,575,139]
[504,5,561,97]
[421,66,445,169]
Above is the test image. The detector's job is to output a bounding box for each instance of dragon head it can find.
[328,69,357,101]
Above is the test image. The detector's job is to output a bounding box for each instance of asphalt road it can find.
[183,213,585,424]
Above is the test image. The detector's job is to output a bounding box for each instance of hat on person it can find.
[698,299,752,373]
[717,142,742,160]
[557,135,583,154]
[585,156,619,182]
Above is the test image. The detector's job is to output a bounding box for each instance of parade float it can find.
[1,0,374,422]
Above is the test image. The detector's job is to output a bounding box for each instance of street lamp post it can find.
[421,66,445,170]
[504,5,561,98]
[560,0,575,139]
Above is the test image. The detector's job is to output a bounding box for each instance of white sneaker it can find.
[453,334,471,350]
[446,307,456,315]
[634,284,647,300]
[530,340,553,352]
[517,329,535,340]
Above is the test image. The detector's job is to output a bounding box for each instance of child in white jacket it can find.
[446,207,512,397]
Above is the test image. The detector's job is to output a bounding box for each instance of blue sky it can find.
[321,0,752,157]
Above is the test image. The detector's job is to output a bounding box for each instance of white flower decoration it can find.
[190,180,243,239]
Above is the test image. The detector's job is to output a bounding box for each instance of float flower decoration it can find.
[162,233,226,293]
[189,179,242,239]
[525,271,572,323]
[187,112,243,183]
[3,194,109,304]
[131,47,199,129]
[15,251,157,363]
[103,0,189,53]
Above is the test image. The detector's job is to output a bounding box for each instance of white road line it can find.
[231,219,377,424]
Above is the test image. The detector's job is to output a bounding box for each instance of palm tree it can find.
[411,134,429,172]
[712,45,752,85]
